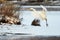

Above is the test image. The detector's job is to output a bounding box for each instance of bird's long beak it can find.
[28,8,31,10]
[26,8,32,11]
[23,8,30,11]
[24,8,33,11]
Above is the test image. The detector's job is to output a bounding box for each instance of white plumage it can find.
[30,8,47,20]
[30,5,48,26]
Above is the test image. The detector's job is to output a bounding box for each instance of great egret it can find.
[30,5,48,26]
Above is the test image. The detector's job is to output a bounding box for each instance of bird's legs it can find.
[45,18,48,27]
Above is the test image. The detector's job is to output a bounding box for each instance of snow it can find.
[0,11,60,36]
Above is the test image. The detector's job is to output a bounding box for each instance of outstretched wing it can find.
[39,11,47,20]
[40,5,47,12]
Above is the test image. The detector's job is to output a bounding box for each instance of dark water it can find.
[0,35,60,40]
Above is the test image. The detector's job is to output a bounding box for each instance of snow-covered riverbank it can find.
[0,11,60,36]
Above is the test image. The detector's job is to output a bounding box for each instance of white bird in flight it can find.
[30,5,48,26]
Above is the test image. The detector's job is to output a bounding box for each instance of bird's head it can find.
[29,8,35,11]
[30,8,34,10]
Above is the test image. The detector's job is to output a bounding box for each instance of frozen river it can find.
[0,11,60,36]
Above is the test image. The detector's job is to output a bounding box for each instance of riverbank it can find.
[21,6,60,11]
